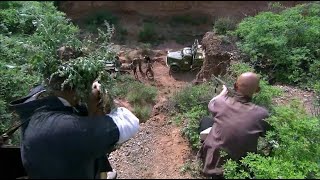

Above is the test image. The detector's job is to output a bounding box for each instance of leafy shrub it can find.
[138,22,158,43]
[213,17,237,35]
[0,99,12,133]
[0,1,80,139]
[172,82,217,149]
[180,159,203,178]
[173,83,217,113]
[0,1,115,144]
[267,2,286,13]
[235,2,320,89]
[224,101,320,179]
[0,2,35,34]
[0,1,81,76]
[133,105,152,123]
[127,82,157,105]
[110,74,158,103]
[112,75,157,123]
[228,62,254,77]
[0,64,40,103]
[253,79,282,110]
[112,74,136,97]
[182,106,208,150]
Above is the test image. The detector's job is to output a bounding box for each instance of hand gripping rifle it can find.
[212,75,235,96]
[196,75,235,106]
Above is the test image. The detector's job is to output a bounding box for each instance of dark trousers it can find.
[95,154,113,178]
[97,154,113,172]
[199,116,214,132]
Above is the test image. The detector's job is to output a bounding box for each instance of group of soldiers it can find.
[115,55,154,80]
[56,46,155,80]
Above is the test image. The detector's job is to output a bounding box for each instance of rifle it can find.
[195,76,235,106]
[0,118,30,147]
[211,75,236,96]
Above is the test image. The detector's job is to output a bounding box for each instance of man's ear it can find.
[256,86,261,93]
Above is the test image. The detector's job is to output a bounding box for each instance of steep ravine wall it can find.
[59,1,306,20]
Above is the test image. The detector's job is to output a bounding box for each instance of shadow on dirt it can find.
[170,71,198,83]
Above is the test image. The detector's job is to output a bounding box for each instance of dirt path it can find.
[109,53,197,179]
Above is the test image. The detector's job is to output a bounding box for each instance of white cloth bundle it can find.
[108,107,140,145]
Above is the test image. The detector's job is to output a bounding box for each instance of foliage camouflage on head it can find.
[42,21,117,102]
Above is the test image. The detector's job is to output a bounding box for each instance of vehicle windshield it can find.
[183,48,192,57]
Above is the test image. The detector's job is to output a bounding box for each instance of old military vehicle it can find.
[166,39,205,73]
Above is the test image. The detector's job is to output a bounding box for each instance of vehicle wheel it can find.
[170,65,180,73]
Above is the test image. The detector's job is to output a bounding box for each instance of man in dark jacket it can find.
[9,77,139,179]
[198,72,270,179]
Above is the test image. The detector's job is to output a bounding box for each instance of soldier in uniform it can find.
[113,55,122,78]
[133,56,144,76]
[114,56,122,71]
[144,55,154,80]
[131,58,139,79]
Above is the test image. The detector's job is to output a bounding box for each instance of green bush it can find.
[0,1,78,141]
[213,17,237,35]
[111,74,158,104]
[126,83,157,105]
[138,22,158,43]
[0,1,81,76]
[133,104,152,123]
[111,74,135,97]
[173,83,217,113]
[224,101,320,179]
[253,79,282,110]
[228,62,254,77]
[172,82,217,149]
[235,2,320,89]
[111,75,157,123]
[0,1,35,34]
[182,106,208,150]
[0,64,40,103]
[0,1,115,144]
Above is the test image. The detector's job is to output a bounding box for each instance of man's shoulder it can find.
[30,110,79,129]
[253,105,269,119]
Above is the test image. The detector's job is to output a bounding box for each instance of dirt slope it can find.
[109,49,197,179]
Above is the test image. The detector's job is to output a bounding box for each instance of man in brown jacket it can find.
[198,72,270,179]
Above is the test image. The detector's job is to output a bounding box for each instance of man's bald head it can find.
[234,72,260,97]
